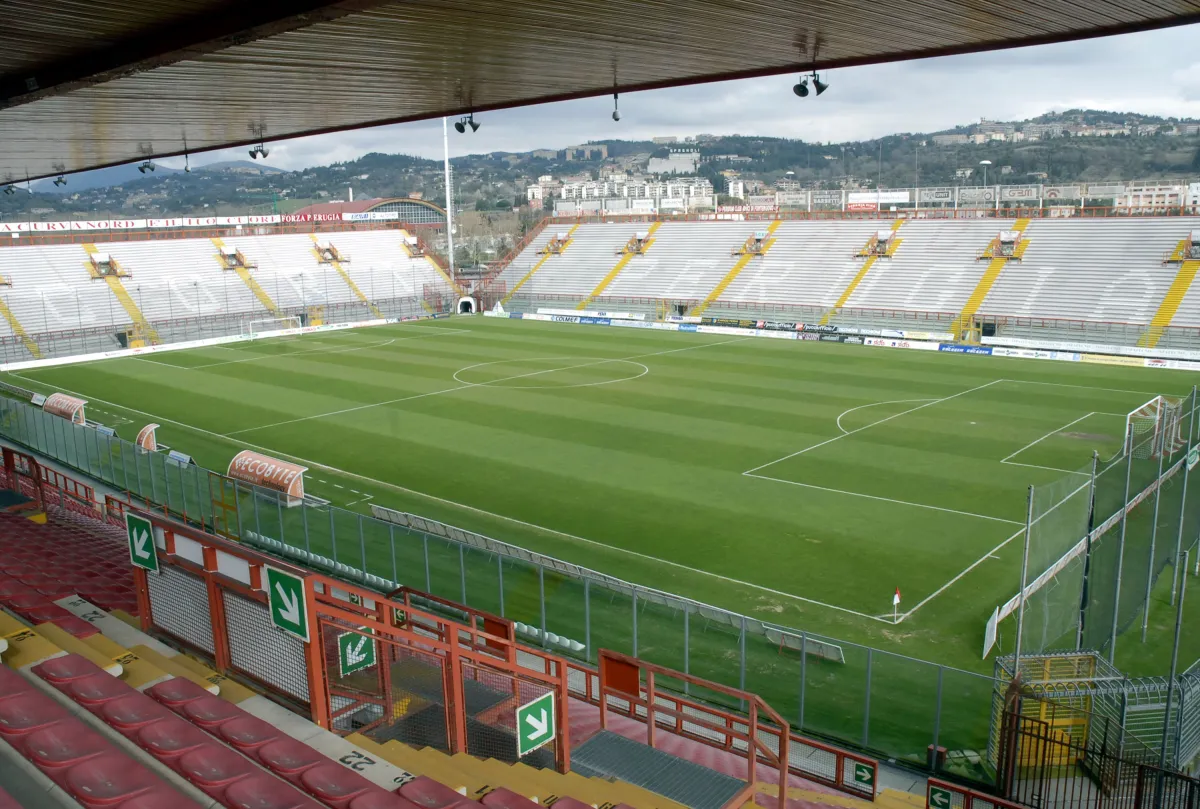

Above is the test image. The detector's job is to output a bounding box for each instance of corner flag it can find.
[893,588,901,606]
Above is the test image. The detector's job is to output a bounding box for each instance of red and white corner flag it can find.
[893,588,902,606]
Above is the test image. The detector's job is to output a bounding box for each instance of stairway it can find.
[0,297,41,359]
[310,236,383,318]
[578,221,661,310]
[819,220,906,326]
[210,237,280,315]
[503,223,580,305]
[1139,258,1200,348]
[402,229,463,296]
[81,243,159,345]
[690,220,782,317]
[950,217,1031,340]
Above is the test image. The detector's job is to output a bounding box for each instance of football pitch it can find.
[6,315,1199,675]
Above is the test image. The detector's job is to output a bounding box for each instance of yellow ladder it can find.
[502,223,580,305]
[1140,259,1200,348]
[82,243,159,345]
[578,221,661,310]
[950,218,1031,340]
[0,296,41,358]
[402,229,464,296]
[819,220,906,325]
[211,237,280,315]
[690,220,782,317]
[310,236,382,318]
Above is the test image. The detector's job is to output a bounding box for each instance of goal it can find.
[242,316,303,340]
[1126,395,1186,459]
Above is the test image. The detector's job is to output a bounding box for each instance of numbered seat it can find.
[297,762,377,808]
[0,692,66,738]
[217,715,284,753]
[63,672,134,708]
[99,694,175,738]
[22,722,110,771]
[147,677,211,709]
[479,789,537,809]
[398,777,471,809]
[223,774,324,809]
[180,694,242,730]
[137,719,213,768]
[36,653,102,685]
[63,753,162,807]
[178,744,257,794]
[256,738,325,781]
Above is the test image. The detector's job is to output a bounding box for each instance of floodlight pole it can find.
[1077,451,1100,650]
[1159,547,1189,801]
[1014,485,1034,669]
[1142,409,1168,642]
[442,117,456,286]
[1171,386,1198,606]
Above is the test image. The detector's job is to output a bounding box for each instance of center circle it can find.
[453,356,649,389]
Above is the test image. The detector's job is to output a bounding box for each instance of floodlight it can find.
[2,185,13,195]
[468,117,480,132]
[812,74,829,96]
[612,92,620,122]
[249,148,257,158]
[53,175,66,186]
[793,78,809,98]
[454,120,465,134]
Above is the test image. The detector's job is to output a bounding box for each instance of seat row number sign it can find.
[125,513,159,573]
[516,692,556,757]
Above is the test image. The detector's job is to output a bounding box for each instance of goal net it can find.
[243,316,303,340]
[1126,395,1185,459]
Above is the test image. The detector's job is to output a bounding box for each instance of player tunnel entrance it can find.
[457,296,477,314]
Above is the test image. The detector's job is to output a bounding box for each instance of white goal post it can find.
[242,316,303,340]
[1126,395,1186,459]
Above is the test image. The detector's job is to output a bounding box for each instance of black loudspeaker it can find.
[982,322,997,337]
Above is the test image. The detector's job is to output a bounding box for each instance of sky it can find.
[148,22,1200,174]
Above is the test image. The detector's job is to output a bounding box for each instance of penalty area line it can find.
[11,367,891,625]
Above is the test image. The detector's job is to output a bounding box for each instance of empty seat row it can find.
[0,662,192,808]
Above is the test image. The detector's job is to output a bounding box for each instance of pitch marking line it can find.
[835,398,935,434]
[453,357,650,389]
[744,379,1005,476]
[744,472,1022,525]
[224,337,751,437]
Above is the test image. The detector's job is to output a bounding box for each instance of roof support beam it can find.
[0,0,390,110]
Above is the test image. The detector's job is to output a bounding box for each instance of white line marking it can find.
[1006,379,1165,396]
[1000,413,1095,464]
[744,472,1023,525]
[224,337,750,437]
[1001,461,1084,474]
[11,361,891,623]
[188,337,399,368]
[835,398,935,434]
[744,379,1005,475]
[453,357,650,390]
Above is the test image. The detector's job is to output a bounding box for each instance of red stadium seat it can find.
[115,787,206,808]
[297,762,376,807]
[64,672,134,707]
[347,792,423,809]
[147,677,211,709]
[36,653,103,685]
[178,744,257,791]
[223,774,324,809]
[0,663,33,696]
[63,753,162,806]
[217,715,284,752]
[137,719,213,767]
[0,692,67,738]
[100,694,176,738]
[257,738,325,780]
[479,788,538,809]
[22,722,111,770]
[398,776,471,808]
[180,694,243,729]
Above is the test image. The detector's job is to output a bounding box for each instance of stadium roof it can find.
[3,0,1200,183]
[294,197,446,216]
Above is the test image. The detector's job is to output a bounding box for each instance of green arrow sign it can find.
[929,785,953,809]
[125,513,159,573]
[516,692,556,757]
[338,629,376,677]
[853,762,875,788]
[266,567,308,642]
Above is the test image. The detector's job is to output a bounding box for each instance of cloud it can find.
[169,22,1200,173]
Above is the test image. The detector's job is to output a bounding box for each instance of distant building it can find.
[557,176,712,200]
[932,134,970,146]
[564,144,608,161]
[1117,182,1186,208]
[977,119,1016,136]
[648,149,700,175]
[652,136,679,145]
[954,168,973,179]
[1023,123,1063,140]
[1000,165,1014,175]
[531,149,558,160]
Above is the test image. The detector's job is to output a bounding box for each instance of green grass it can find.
[5,315,1198,770]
